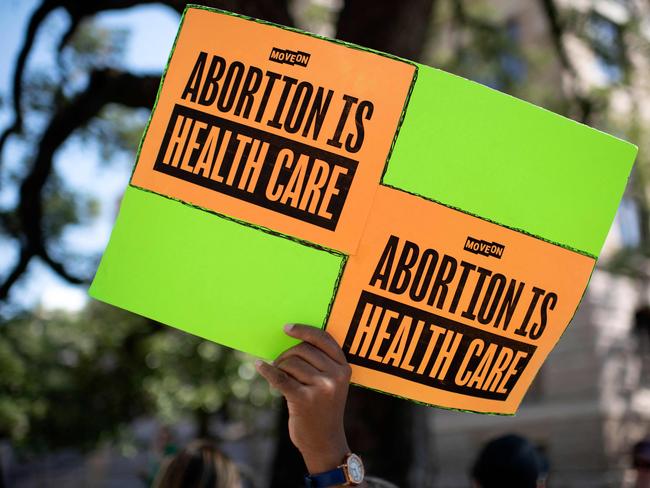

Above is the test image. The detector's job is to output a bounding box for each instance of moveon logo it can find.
[464,236,505,259]
[269,48,311,67]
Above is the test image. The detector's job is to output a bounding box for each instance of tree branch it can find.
[538,0,594,122]
[0,0,58,160]
[538,0,573,72]
[0,0,161,182]
[18,69,160,245]
[38,250,86,285]
[0,246,34,301]
[0,70,160,301]
[0,0,293,178]
[2,0,294,300]
[452,0,501,33]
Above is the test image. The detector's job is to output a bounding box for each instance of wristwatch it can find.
[304,452,365,487]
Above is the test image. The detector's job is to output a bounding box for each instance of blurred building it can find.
[429,1,650,487]
[432,269,650,487]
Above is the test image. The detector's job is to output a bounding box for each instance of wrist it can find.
[301,441,350,474]
[304,451,365,487]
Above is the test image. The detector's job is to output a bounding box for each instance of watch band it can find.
[304,468,346,487]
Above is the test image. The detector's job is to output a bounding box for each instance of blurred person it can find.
[142,425,179,486]
[471,434,546,488]
[632,438,650,488]
[153,439,243,488]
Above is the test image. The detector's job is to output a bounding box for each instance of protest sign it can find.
[89,5,637,414]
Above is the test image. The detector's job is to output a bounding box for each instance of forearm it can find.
[257,324,367,487]
[300,441,350,474]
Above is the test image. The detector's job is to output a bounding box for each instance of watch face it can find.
[346,454,365,484]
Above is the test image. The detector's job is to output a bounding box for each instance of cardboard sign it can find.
[90,5,637,414]
[326,187,595,413]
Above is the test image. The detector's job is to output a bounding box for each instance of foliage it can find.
[0,301,273,453]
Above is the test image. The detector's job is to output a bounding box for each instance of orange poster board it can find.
[326,187,595,414]
[131,7,416,253]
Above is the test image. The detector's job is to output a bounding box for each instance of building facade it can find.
[428,1,650,486]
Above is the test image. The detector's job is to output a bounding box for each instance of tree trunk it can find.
[270,2,436,486]
[344,387,433,487]
[269,402,306,488]
[336,0,435,60]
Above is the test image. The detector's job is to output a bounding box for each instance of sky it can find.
[0,0,180,312]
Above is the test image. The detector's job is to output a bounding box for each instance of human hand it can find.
[255,324,352,475]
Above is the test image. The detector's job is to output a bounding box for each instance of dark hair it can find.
[633,438,650,469]
[472,434,544,488]
[154,439,242,488]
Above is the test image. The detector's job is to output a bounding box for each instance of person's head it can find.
[633,438,650,469]
[154,439,242,488]
[633,438,650,488]
[472,434,545,488]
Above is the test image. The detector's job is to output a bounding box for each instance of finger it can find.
[275,355,323,385]
[284,324,347,365]
[255,360,301,398]
[275,342,334,372]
